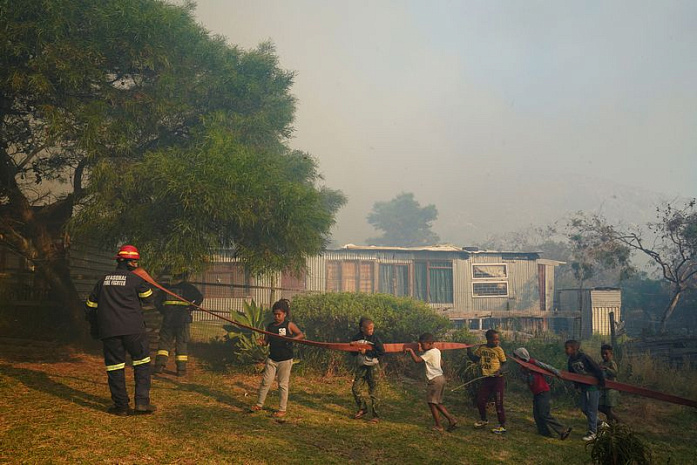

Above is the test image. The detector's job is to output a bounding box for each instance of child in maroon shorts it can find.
[467,329,507,434]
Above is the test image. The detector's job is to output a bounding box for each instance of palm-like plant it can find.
[223,301,271,364]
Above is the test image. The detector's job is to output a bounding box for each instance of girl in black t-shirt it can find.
[249,299,304,418]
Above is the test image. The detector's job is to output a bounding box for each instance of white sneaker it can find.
[598,421,610,430]
[582,432,596,442]
[473,420,489,428]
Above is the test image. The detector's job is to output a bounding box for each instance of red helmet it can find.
[116,245,140,260]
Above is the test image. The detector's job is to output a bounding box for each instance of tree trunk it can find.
[660,288,682,333]
[0,171,86,342]
[33,250,85,342]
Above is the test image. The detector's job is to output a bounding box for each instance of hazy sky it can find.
[189,1,697,245]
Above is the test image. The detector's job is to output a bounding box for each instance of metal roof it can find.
[334,243,544,256]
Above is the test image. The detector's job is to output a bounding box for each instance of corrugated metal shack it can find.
[195,244,565,333]
[307,244,563,332]
[556,288,622,338]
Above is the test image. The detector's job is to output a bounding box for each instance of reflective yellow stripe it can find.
[157,350,169,357]
[163,301,190,306]
[175,355,188,362]
[86,299,98,308]
[138,289,153,298]
[132,356,151,366]
[106,363,126,371]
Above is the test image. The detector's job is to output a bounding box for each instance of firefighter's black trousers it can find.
[155,323,190,372]
[103,333,151,409]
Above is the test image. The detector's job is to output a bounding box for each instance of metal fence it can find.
[149,279,309,343]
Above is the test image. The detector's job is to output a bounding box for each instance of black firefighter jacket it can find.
[85,262,154,339]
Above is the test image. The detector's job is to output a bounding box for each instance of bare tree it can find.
[570,199,697,332]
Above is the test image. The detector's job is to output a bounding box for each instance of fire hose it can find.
[135,268,696,408]
[512,357,697,408]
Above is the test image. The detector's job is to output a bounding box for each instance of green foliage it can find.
[222,300,270,364]
[366,192,439,246]
[587,423,653,465]
[74,121,345,275]
[1,0,345,321]
[290,292,452,374]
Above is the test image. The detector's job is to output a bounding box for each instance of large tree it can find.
[0,0,344,337]
[366,192,439,247]
[569,200,697,332]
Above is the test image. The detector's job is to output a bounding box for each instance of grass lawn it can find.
[0,338,695,464]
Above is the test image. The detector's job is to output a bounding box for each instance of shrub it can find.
[290,292,452,375]
[587,423,653,465]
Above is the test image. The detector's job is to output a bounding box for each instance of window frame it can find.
[472,281,509,298]
[471,263,508,280]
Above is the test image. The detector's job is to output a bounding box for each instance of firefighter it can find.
[152,272,203,377]
[85,245,157,416]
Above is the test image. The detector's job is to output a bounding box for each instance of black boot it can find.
[176,361,187,377]
[153,353,168,373]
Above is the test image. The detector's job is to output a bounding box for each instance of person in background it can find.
[152,272,203,377]
[84,245,156,416]
[565,339,605,441]
[350,317,385,423]
[598,344,621,425]
[513,347,571,440]
[404,333,459,432]
[467,329,508,434]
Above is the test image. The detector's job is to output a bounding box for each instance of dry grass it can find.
[0,338,695,465]
[623,353,697,400]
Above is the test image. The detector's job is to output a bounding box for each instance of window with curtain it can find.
[326,261,341,292]
[378,264,409,297]
[326,260,375,293]
[414,260,453,303]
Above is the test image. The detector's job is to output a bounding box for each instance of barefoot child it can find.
[250,299,304,417]
[467,329,507,434]
[405,333,458,432]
